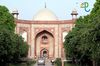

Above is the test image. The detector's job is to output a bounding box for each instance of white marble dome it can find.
[33,8,58,21]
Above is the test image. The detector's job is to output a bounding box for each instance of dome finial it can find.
[45,2,46,8]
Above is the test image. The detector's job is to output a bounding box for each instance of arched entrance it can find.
[40,48,48,58]
[43,51,47,57]
[35,30,54,59]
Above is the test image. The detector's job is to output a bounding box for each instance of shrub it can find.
[54,58,62,66]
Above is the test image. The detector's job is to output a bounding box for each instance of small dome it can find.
[71,8,78,15]
[33,8,58,21]
[12,8,18,13]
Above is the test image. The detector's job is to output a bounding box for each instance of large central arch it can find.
[35,30,55,59]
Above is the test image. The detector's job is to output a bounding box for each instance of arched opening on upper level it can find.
[20,31,27,42]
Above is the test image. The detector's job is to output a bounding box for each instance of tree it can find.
[0,5,15,32]
[64,0,100,66]
[64,16,91,64]
[87,15,100,66]
[90,0,100,18]
[0,28,29,64]
[0,5,29,65]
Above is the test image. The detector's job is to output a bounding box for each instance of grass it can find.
[8,60,36,66]
[64,63,79,66]
[9,63,34,66]
[11,63,29,66]
[65,63,74,66]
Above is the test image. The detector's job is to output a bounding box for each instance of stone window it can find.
[42,35,48,44]
[20,31,27,42]
[63,32,68,42]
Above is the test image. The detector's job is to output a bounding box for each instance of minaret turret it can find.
[71,8,78,20]
[12,9,19,19]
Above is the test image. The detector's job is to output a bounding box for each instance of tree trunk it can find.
[93,60,96,66]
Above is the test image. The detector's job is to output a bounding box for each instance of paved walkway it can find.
[34,59,53,66]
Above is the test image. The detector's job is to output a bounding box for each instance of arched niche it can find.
[20,31,27,42]
[63,31,68,42]
[35,30,54,58]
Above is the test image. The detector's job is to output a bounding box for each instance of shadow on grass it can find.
[7,59,36,66]
[64,63,79,66]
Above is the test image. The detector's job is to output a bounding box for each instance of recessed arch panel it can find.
[35,30,55,58]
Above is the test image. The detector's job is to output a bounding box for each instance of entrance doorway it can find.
[40,49,48,58]
[43,51,47,57]
[35,30,54,59]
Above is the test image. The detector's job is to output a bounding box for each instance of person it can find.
[51,60,54,65]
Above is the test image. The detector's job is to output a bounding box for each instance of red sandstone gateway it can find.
[12,7,78,60]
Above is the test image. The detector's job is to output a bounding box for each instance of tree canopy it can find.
[0,5,15,31]
[64,0,100,66]
[0,28,29,63]
[0,5,29,65]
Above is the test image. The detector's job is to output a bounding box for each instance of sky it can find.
[0,0,96,20]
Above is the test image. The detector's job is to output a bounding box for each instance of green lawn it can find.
[8,60,36,66]
[9,63,33,66]
[64,63,79,66]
